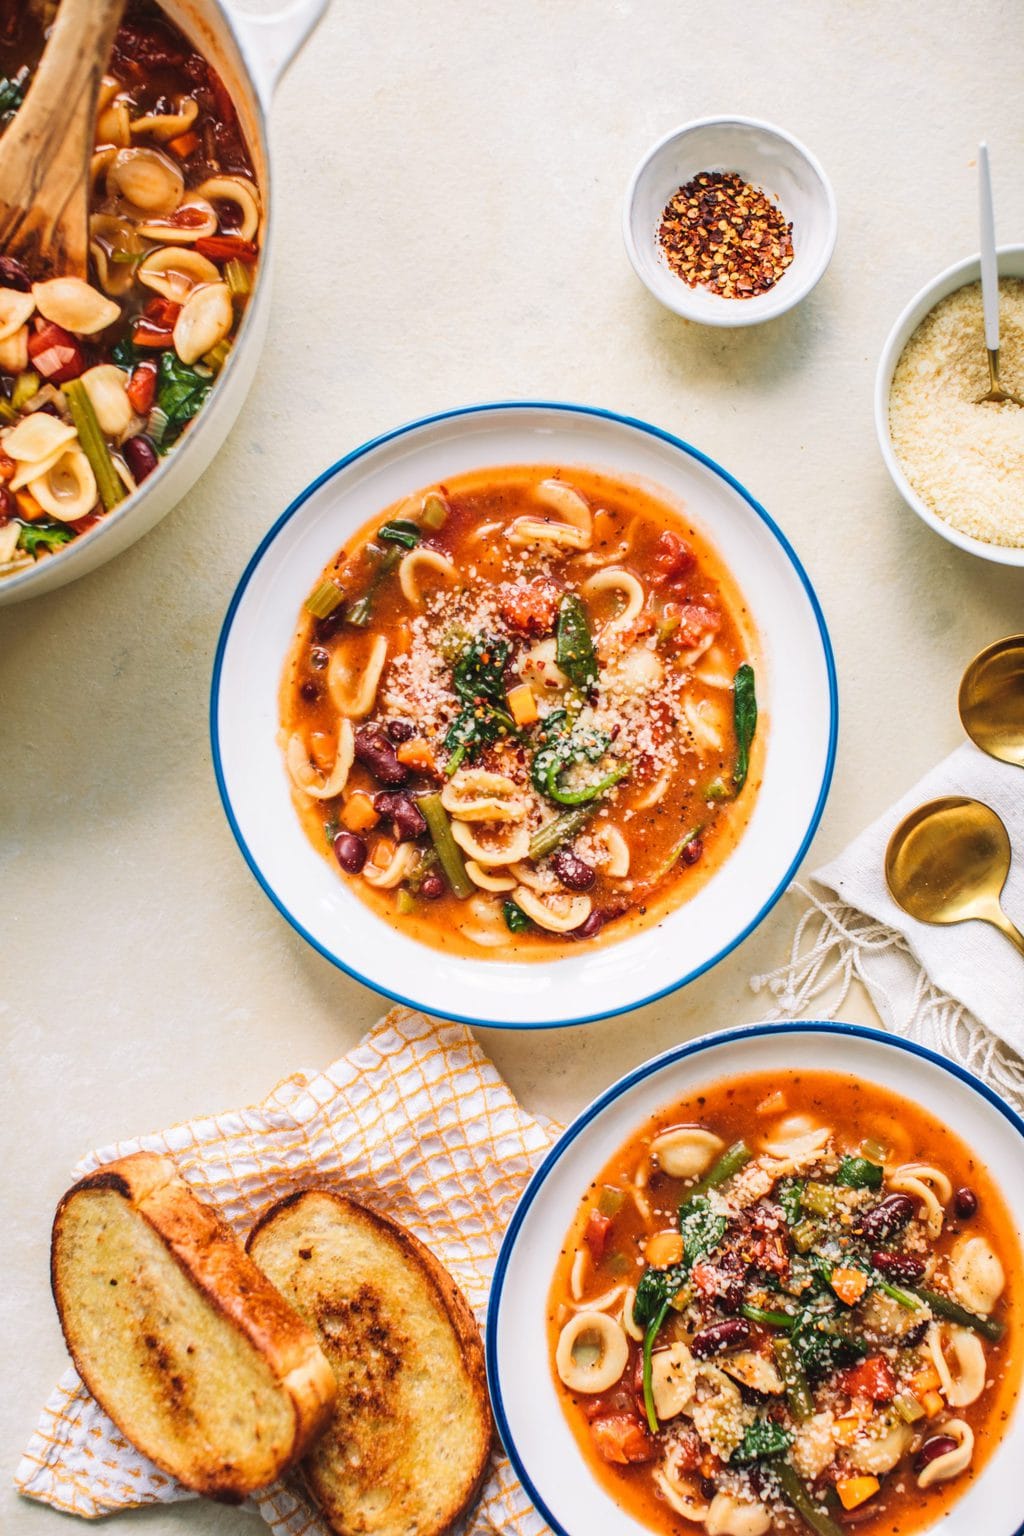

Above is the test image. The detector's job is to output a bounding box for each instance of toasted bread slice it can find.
[51,1152,337,1500]
[247,1190,492,1536]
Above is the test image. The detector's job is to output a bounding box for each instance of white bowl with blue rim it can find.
[487,1020,1024,1534]
[211,401,836,1028]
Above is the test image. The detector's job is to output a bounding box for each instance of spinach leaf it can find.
[633,1262,689,1329]
[730,1418,794,1466]
[732,663,757,791]
[0,67,29,118]
[555,593,597,692]
[503,900,531,933]
[678,1195,726,1266]
[836,1156,884,1191]
[377,518,421,549]
[792,1325,866,1384]
[112,336,142,370]
[155,351,212,446]
[530,710,624,805]
[17,523,72,555]
[444,635,515,772]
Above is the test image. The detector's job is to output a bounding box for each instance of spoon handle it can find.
[978,142,1000,355]
[986,904,1024,960]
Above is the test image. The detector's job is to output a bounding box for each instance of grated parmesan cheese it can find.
[889,278,1024,547]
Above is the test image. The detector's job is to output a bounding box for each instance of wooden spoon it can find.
[0,0,126,280]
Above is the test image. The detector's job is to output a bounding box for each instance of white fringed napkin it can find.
[752,742,1024,1107]
[16,1008,557,1534]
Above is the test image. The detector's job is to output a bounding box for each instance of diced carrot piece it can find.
[167,129,199,158]
[910,1366,942,1395]
[833,1414,863,1446]
[920,1389,945,1418]
[370,837,395,869]
[830,1267,870,1306]
[836,1475,880,1511]
[507,682,539,727]
[341,792,379,832]
[645,1231,684,1268]
[396,738,437,772]
[15,490,42,520]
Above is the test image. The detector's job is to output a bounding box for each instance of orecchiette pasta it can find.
[286,720,354,800]
[720,1350,784,1395]
[650,1126,724,1180]
[589,823,630,877]
[845,1418,911,1475]
[511,886,591,933]
[949,1233,1005,1315]
[362,842,420,889]
[889,1163,952,1238]
[398,546,458,604]
[582,567,645,633]
[328,634,388,719]
[554,1312,628,1393]
[464,860,517,892]
[705,1493,771,1536]
[916,1419,974,1489]
[451,820,531,868]
[441,770,527,822]
[650,1341,696,1421]
[927,1323,987,1407]
[653,1469,710,1521]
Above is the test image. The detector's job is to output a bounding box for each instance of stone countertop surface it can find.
[3,1,1023,1530]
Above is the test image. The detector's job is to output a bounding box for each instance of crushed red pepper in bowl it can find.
[657,170,794,299]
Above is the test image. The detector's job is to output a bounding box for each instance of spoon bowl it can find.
[886,796,1024,957]
[959,634,1024,768]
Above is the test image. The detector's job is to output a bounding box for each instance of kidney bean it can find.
[552,847,596,890]
[419,872,444,899]
[0,255,30,290]
[354,725,408,786]
[954,1186,978,1219]
[681,836,704,866]
[699,1477,717,1502]
[858,1193,916,1242]
[871,1248,926,1284]
[571,910,605,940]
[123,435,159,484]
[914,1435,958,1475]
[333,832,367,873]
[0,484,14,524]
[299,680,319,702]
[385,718,416,744]
[690,1319,750,1358]
[373,791,426,842]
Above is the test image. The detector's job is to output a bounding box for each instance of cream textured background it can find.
[3,2,1024,1531]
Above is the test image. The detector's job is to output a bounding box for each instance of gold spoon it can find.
[959,634,1024,768]
[885,796,1024,958]
[977,143,1023,407]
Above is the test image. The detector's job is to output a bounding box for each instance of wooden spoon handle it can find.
[0,0,126,279]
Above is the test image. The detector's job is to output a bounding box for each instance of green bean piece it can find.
[874,1277,921,1311]
[740,1303,798,1330]
[347,544,402,626]
[687,1139,751,1201]
[772,1336,814,1420]
[418,793,472,900]
[528,806,593,862]
[650,824,704,882]
[775,1463,843,1536]
[908,1286,1005,1342]
[62,379,127,511]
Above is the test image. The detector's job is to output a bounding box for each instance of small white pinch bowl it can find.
[487,1020,1024,1536]
[212,401,836,1029]
[875,245,1024,567]
[623,115,837,327]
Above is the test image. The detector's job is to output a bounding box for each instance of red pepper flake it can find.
[657,170,794,299]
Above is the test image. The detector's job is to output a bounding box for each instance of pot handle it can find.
[229,0,329,109]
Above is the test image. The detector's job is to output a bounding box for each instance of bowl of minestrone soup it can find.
[488,1021,1024,1536]
[212,401,837,1026]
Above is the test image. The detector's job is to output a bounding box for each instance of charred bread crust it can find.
[51,1152,337,1498]
[247,1189,494,1531]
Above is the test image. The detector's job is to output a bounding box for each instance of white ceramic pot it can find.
[0,0,328,607]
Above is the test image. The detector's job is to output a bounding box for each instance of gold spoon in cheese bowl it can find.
[886,796,1024,959]
[977,143,1023,407]
[959,634,1024,768]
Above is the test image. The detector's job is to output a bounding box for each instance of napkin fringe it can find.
[751,883,1024,1105]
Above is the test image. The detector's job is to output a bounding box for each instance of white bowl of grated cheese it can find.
[876,246,1024,565]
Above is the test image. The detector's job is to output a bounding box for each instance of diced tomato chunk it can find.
[589,1414,656,1465]
[133,321,175,349]
[652,530,696,584]
[498,579,560,636]
[127,360,158,415]
[144,296,183,329]
[27,322,86,383]
[583,1209,613,1264]
[839,1355,897,1403]
[195,236,259,264]
[671,602,722,651]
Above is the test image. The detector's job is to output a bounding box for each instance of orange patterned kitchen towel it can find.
[16,1008,558,1533]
